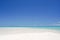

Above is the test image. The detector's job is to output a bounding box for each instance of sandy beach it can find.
[0,28,60,40]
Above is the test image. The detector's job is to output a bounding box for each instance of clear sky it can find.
[0,0,60,26]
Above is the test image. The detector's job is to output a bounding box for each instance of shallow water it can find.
[0,26,60,31]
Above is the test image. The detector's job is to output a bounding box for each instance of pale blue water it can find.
[0,26,60,30]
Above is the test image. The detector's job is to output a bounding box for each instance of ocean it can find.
[0,26,60,30]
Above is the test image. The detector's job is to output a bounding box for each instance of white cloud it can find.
[55,24,60,26]
[52,21,60,26]
[57,21,60,24]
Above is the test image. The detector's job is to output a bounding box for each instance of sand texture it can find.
[0,28,60,40]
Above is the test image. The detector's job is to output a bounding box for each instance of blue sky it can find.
[0,0,60,26]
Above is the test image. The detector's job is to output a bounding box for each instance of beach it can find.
[0,28,60,40]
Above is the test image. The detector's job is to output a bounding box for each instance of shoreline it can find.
[0,28,60,35]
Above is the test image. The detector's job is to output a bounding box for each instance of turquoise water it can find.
[0,26,60,30]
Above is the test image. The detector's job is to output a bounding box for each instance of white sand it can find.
[0,28,60,40]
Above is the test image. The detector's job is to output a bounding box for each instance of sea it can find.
[0,26,60,30]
